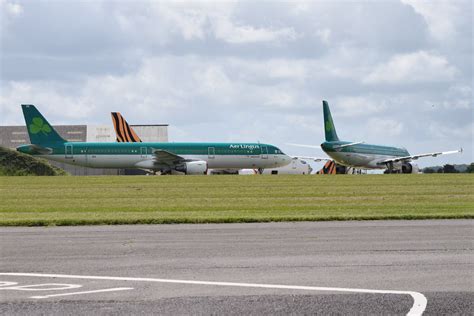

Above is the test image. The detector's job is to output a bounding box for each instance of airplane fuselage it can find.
[17,142,291,170]
[321,141,410,169]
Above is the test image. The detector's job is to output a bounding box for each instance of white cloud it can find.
[266,59,307,80]
[364,51,458,84]
[151,3,211,41]
[263,91,295,108]
[401,0,461,41]
[223,58,310,83]
[1,1,472,166]
[111,2,211,44]
[1,0,23,17]
[332,96,388,117]
[213,16,298,44]
[111,2,298,45]
[368,118,404,137]
[315,28,331,44]
[193,65,233,100]
[428,121,473,140]
[0,81,95,124]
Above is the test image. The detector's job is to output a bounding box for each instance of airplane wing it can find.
[380,148,463,164]
[286,143,321,149]
[286,144,330,161]
[152,149,185,166]
[292,156,332,162]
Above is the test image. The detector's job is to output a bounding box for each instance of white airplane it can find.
[17,105,292,175]
[290,101,462,173]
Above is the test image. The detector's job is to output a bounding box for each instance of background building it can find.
[0,124,168,175]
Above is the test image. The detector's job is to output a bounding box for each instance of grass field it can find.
[0,174,473,226]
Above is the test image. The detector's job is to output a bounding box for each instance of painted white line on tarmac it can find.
[0,281,18,287]
[0,273,427,316]
[0,283,82,291]
[30,287,134,299]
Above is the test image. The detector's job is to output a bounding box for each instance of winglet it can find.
[111,112,142,142]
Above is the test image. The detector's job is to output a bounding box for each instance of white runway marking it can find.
[0,281,18,287]
[30,287,134,299]
[0,283,82,291]
[0,273,427,316]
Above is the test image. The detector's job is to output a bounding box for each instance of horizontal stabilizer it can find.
[17,144,53,155]
[333,141,364,149]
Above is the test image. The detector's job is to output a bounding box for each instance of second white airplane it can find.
[292,101,462,173]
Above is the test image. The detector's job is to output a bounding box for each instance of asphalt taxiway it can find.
[1,220,472,315]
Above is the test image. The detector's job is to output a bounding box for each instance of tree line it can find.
[423,163,474,174]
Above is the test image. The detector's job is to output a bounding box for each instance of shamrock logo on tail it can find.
[325,120,333,132]
[29,117,52,135]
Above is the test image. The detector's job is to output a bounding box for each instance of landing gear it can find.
[384,162,403,174]
[145,170,160,176]
[385,162,395,174]
[160,168,172,175]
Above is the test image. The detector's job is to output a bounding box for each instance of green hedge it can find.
[0,146,68,176]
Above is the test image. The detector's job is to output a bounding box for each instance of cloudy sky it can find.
[1,0,472,167]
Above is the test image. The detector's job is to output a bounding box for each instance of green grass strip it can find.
[0,174,473,226]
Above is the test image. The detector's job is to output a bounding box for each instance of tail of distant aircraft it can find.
[323,100,339,142]
[317,160,337,174]
[111,112,142,142]
[21,104,66,145]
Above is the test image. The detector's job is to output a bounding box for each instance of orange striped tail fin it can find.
[317,160,337,174]
[111,112,142,142]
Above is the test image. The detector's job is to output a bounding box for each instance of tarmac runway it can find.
[1,220,472,315]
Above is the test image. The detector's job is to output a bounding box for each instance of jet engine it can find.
[175,161,208,175]
[401,162,419,174]
[384,162,419,174]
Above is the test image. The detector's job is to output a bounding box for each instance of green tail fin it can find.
[323,100,339,142]
[21,104,66,145]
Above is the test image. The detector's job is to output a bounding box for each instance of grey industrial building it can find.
[0,124,168,175]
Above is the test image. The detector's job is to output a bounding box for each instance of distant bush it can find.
[443,164,459,173]
[466,163,474,173]
[423,163,473,174]
[0,146,68,176]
